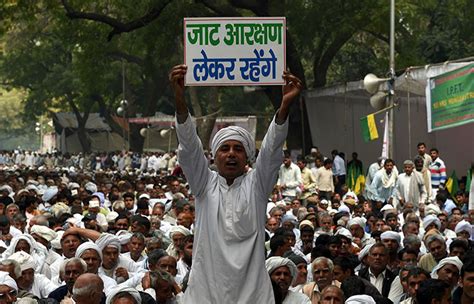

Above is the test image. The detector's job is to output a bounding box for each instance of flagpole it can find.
[388,0,396,159]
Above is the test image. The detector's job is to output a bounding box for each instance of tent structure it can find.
[53,113,125,153]
[303,59,473,175]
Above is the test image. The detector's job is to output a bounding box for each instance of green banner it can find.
[426,63,474,132]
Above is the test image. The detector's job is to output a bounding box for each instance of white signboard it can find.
[184,17,286,86]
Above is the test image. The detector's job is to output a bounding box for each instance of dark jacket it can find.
[358,266,397,297]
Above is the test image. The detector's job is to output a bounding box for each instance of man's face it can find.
[129,237,145,260]
[429,240,447,261]
[131,221,146,234]
[328,243,341,258]
[0,285,17,304]
[387,217,398,229]
[415,160,423,171]
[172,232,185,248]
[404,164,414,175]
[124,196,135,210]
[461,271,474,299]
[115,218,129,231]
[17,268,34,290]
[417,144,426,155]
[169,181,180,194]
[350,225,364,238]
[382,238,399,253]
[449,246,466,260]
[384,161,394,174]
[430,150,438,161]
[320,287,344,304]
[270,266,292,294]
[291,200,301,210]
[266,217,279,233]
[102,246,119,269]
[62,235,81,258]
[319,217,332,232]
[333,265,350,283]
[283,157,291,168]
[14,240,30,253]
[295,262,307,285]
[64,262,84,291]
[81,249,101,274]
[214,140,247,183]
[6,208,17,219]
[313,260,333,290]
[157,256,177,276]
[368,246,388,273]
[400,252,418,267]
[183,241,193,265]
[437,215,448,232]
[296,161,305,170]
[271,210,283,223]
[300,231,313,246]
[437,264,459,287]
[176,213,193,229]
[407,274,427,297]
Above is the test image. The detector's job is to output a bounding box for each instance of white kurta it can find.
[177,114,288,304]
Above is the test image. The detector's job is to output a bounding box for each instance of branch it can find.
[196,0,241,16]
[61,0,173,41]
[107,51,145,67]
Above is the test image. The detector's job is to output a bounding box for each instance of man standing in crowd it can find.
[278,151,303,200]
[169,64,302,303]
[393,160,427,211]
[429,148,447,200]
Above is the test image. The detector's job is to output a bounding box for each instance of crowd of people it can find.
[0,65,472,304]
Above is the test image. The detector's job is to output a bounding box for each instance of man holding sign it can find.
[169,64,302,303]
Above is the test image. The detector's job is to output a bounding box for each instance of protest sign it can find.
[425,63,474,132]
[184,17,286,86]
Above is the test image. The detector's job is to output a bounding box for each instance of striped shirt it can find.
[429,157,447,189]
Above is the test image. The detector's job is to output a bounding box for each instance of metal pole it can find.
[388,0,396,159]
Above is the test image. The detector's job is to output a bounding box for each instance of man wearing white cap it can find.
[454,220,472,241]
[170,64,302,304]
[166,225,191,259]
[381,231,401,271]
[30,224,61,276]
[266,256,311,304]
[0,271,17,304]
[8,251,57,298]
[430,256,463,290]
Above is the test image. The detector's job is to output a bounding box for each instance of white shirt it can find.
[332,155,346,176]
[176,114,287,304]
[283,290,311,304]
[368,268,386,295]
[277,163,302,197]
[30,273,58,298]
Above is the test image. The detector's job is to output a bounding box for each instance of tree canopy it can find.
[0,0,472,152]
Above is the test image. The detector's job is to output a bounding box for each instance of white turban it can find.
[345,295,376,304]
[0,271,17,291]
[431,256,463,279]
[30,225,57,242]
[85,182,98,194]
[51,231,64,250]
[335,228,353,241]
[265,256,297,278]
[8,251,35,272]
[95,233,121,251]
[211,126,256,163]
[42,187,58,202]
[425,204,442,216]
[169,225,192,238]
[75,242,103,261]
[358,242,375,262]
[381,231,401,244]
[106,286,141,304]
[116,231,133,245]
[423,214,441,230]
[347,217,366,229]
[455,220,472,235]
